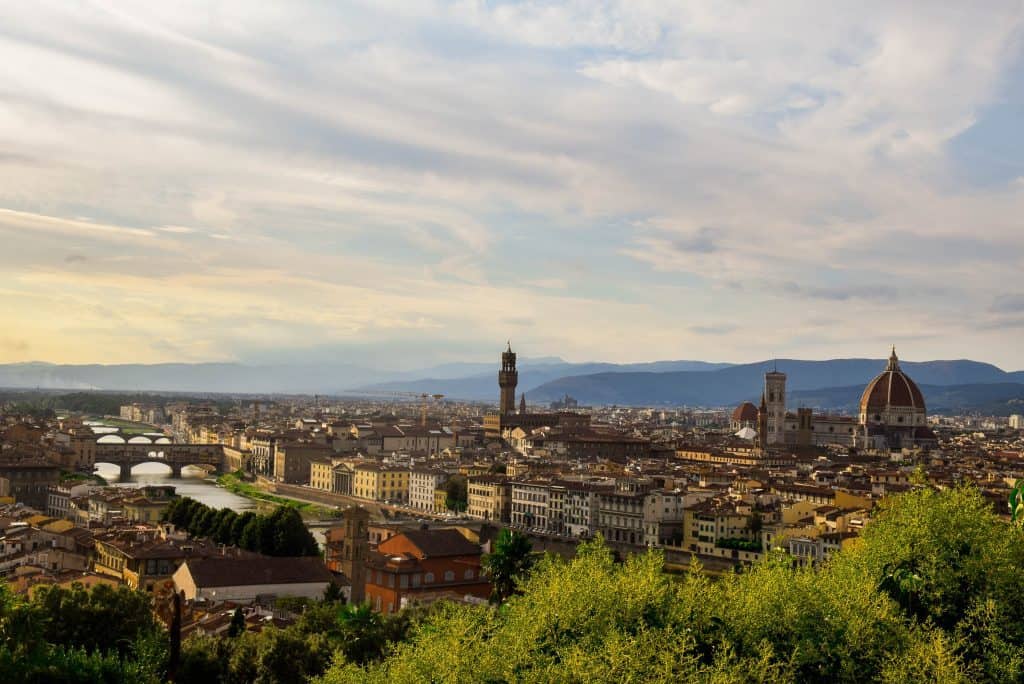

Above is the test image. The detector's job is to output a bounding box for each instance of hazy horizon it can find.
[3,3,1024,369]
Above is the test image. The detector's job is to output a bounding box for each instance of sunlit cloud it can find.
[0,1,1022,369]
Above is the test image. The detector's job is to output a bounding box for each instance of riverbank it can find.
[214,471,338,519]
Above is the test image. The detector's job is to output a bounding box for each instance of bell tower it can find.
[499,341,518,415]
[764,367,787,445]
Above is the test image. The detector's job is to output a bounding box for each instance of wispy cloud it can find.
[0,1,1021,367]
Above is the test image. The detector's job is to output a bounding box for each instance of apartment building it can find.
[353,463,410,503]
[467,475,512,523]
[409,468,449,513]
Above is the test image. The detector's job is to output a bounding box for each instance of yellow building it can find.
[353,463,409,503]
[310,459,335,492]
[467,475,512,523]
[434,488,449,512]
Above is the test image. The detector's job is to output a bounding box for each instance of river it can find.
[94,463,329,547]
[94,462,258,512]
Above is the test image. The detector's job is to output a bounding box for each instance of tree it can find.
[231,511,257,545]
[269,506,319,556]
[228,607,246,638]
[481,528,535,603]
[213,509,238,545]
[336,602,387,666]
[444,476,467,513]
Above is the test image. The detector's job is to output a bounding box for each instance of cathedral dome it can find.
[859,348,925,414]
[732,401,759,423]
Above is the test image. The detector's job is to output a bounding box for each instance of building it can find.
[325,507,369,604]
[333,463,354,496]
[596,480,650,545]
[48,482,99,519]
[173,557,335,603]
[498,341,518,416]
[643,490,687,547]
[562,480,613,538]
[546,431,651,463]
[274,441,333,484]
[857,349,936,449]
[736,348,936,451]
[93,532,249,592]
[510,480,551,530]
[310,458,335,492]
[467,475,513,522]
[1009,414,1022,430]
[353,463,410,503]
[0,458,61,509]
[409,468,449,513]
[730,402,758,432]
[365,529,490,613]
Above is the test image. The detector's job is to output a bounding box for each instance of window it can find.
[424,572,434,584]
[444,570,455,582]
[463,569,474,580]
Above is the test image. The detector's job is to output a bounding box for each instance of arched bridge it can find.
[93,438,225,481]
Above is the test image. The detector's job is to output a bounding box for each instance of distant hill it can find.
[0,358,732,396]
[351,360,734,400]
[0,361,385,394]
[525,358,1022,409]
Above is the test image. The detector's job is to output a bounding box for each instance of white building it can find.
[408,468,449,513]
[511,480,550,530]
[1010,414,1023,430]
[172,557,336,603]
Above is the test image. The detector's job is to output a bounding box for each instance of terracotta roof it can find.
[181,557,334,588]
[380,528,480,559]
[732,402,759,422]
[859,349,926,413]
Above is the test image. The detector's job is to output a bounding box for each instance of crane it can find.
[344,390,445,426]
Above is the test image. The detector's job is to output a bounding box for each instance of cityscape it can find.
[3,2,1024,683]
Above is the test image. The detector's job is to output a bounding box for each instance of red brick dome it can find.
[732,401,759,422]
[859,349,925,414]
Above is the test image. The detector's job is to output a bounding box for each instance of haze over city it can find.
[3,2,1024,369]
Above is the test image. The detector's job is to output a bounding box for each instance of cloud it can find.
[0,2,1022,367]
[690,324,738,336]
[992,295,1024,313]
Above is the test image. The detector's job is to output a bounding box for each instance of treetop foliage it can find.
[317,485,1024,684]
[163,497,319,557]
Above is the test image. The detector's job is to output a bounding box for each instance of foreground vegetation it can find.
[3,485,1024,682]
[320,485,1024,683]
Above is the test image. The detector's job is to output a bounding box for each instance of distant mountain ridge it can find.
[353,360,734,399]
[1,358,1022,416]
[525,358,1024,410]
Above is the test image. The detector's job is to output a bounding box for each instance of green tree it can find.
[228,607,246,638]
[231,511,257,544]
[481,528,535,603]
[443,476,468,513]
[213,509,239,544]
[269,506,319,556]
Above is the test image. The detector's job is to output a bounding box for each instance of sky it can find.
[2,1,1024,371]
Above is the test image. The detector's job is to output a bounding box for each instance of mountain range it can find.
[2,357,1023,415]
[523,359,1024,414]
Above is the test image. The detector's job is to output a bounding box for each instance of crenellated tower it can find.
[499,341,518,415]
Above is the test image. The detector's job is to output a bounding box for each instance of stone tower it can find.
[764,367,787,445]
[499,341,518,415]
[519,393,526,415]
[330,506,369,604]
